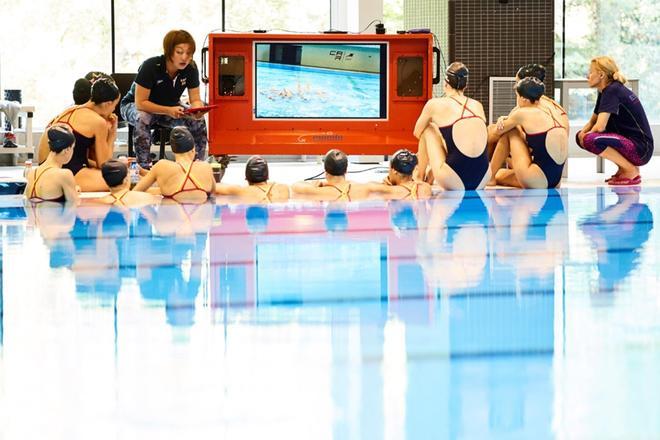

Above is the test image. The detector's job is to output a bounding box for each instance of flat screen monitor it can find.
[254,42,388,119]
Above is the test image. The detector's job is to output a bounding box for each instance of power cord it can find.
[304,165,389,181]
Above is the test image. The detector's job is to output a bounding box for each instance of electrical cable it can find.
[304,165,389,181]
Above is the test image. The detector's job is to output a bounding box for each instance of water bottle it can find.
[129,161,139,187]
[23,159,33,179]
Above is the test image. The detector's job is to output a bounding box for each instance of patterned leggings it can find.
[577,131,651,166]
[121,102,208,168]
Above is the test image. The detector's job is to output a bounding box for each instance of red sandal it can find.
[608,175,641,186]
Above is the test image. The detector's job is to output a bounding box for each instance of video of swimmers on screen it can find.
[255,43,387,119]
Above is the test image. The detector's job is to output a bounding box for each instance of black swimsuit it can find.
[523,109,566,188]
[437,97,489,190]
[50,107,95,175]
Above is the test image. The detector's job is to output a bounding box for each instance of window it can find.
[226,0,329,32]
[556,0,660,122]
[0,0,111,127]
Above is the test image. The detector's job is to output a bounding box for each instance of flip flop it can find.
[608,175,641,186]
[604,174,620,183]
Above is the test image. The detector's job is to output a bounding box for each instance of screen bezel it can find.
[252,41,389,121]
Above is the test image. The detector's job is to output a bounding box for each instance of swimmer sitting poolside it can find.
[487,63,568,161]
[25,125,79,204]
[215,155,290,203]
[292,149,372,201]
[413,62,490,190]
[490,77,568,189]
[96,160,159,206]
[378,149,432,200]
[133,126,215,203]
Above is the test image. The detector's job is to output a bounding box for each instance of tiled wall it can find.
[449,0,555,111]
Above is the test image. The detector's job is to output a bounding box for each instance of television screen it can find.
[254,42,388,119]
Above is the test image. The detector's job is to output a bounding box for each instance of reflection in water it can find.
[10,186,656,438]
[491,189,567,286]
[580,187,654,293]
[417,193,491,294]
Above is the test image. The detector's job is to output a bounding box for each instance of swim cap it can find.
[324,149,348,176]
[47,125,75,152]
[101,159,128,187]
[90,77,120,104]
[516,63,546,82]
[170,126,195,153]
[515,77,545,102]
[390,149,418,175]
[445,62,469,90]
[245,155,269,183]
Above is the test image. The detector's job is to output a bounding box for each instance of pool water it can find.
[0,187,659,439]
[255,61,381,118]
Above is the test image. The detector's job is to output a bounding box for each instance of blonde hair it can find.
[591,56,627,84]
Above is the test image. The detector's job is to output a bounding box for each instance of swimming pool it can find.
[0,187,659,438]
[255,61,382,118]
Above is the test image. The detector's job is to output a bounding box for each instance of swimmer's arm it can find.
[214,183,243,196]
[413,101,435,139]
[291,180,322,194]
[133,164,159,192]
[59,169,80,204]
[586,112,610,134]
[496,110,523,133]
[365,182,396,194]
[91,117,114,166]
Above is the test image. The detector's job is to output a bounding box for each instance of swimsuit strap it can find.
[547,97,568,116]
[448,96,485,123]
[256,183,275,201]
[30,166,55,199]
[176,161,196,192]
[325,183,351,201]
[400,181,419,199]
[543,107,564,129]
[177,161,209,192]
[111,190,129,205]
[49,106,80,130]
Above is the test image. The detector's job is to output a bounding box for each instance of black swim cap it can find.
[73,78,92,105]
[47,125,75,152]
[446,62,469,90]
[324,149,348,176]
[516,64,546,82]
[101,159,128,187]
[90,77,120,104]
[515,77,545,102]
[170,126,195,153]
[390,149,418,175]
[245,155,269,183]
